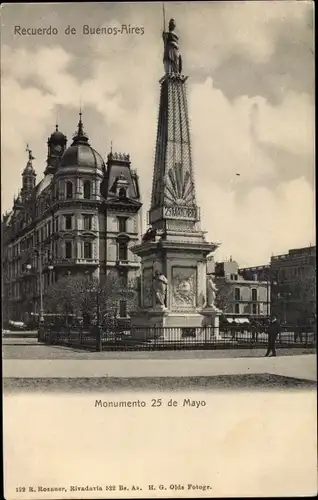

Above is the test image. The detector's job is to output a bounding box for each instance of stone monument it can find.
[130,17,220,341]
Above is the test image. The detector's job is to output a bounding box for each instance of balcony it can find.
[116,259,129,266]
[115,259,139,269]
[53,258,99,267]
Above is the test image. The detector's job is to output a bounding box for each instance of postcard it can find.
[2,1,316,498]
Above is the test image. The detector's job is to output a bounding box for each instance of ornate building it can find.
[2,114,142,323]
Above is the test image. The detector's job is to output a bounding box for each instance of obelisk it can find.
[131,17,220,339]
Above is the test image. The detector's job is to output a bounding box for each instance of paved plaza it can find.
[3,337,316,390]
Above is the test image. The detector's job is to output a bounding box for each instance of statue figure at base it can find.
[153,270,168,307]
[207,275,221,311]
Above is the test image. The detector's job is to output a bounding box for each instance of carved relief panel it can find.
[171,266,197,310]
[142,267,153,308]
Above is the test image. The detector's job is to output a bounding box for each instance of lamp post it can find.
[26,248,53,324]
[96,285,100,326]
[277,291,292,325]
[266,278,270,319]
[92,276,101,351]
[265,268,278,320]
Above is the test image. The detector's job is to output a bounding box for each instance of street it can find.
[3,337,316,392]
[2,342,315,360]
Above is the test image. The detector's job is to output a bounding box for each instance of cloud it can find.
[199,177,315,267]
[188,76,315,265]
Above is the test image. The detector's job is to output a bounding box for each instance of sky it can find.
[1,1,315,267]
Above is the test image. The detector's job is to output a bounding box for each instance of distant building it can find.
[207,256,270,319]
[238,245,316,326]
[270,246,316,326]
[2,115,142,323]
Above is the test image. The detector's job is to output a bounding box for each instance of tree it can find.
[215,278,233,312]
[44,275,90,316]
[98,270,138,321]
[44,271,138,321]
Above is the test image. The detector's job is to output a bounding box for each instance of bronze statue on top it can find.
[163,18,182,74]
[26,144,35,161]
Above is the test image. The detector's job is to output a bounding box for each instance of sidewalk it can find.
[3,353,316,382]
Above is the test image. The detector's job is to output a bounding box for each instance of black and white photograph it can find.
[1,1,316,498]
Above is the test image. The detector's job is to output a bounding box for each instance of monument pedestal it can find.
[130,307,208,342]
[201,307,222,340]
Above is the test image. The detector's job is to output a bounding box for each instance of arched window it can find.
[66,181,73,199]
[83,181,91,199]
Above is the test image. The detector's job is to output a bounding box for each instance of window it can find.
[83,214,93,231]
[118,242,128,261]
[83,181,91,199]
[65,241,72,259]
[84,241,92,259]
[119,299,127,318]
[119,187,127,198]
[48,220,52,235]
[235,303,240,314]
[64,215,72,230]
[252,303,257,315]
[66,181,73,199]
[251,289,257,302]
[55,217,59,232]
[119,270,128,288]
[235,288,241,301]
[118,217,127,233]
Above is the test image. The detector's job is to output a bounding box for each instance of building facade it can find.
[2,115,142,323]
[239,245,316,326]
[270,246,316,326]
[207,257,270,319]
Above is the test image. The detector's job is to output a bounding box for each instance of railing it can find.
[38,326,98,350]
[38,324,316,352]
[53,258,99,266]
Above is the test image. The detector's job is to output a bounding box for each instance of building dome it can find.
[49,125,67,145]
[23,162,36,175]
[61,143,105,170]
[59,112,105,170]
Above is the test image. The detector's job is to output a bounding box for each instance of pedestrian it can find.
[251,320,259,342]
[265,316,280,357]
